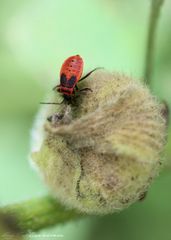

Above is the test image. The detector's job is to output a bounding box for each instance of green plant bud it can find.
[30,70,167,215]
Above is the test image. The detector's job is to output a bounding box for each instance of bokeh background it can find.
[0,0,171,239]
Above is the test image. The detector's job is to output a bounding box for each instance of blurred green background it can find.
[0,0,171,239]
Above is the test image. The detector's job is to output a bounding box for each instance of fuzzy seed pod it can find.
[30,70,167,215]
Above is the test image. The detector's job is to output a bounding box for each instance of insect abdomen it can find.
[60,55,83,82]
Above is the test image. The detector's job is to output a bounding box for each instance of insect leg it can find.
[75,85,79,91]
[75,85,93,94]
[40,99,64,105]
[52,84,60,91]
[76,83,93,93]
[79,88,93,93]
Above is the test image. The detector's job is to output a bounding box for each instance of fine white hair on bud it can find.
[30,70,167,215]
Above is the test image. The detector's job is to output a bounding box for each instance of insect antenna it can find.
[40,100,64,105]
[79,67,104,82]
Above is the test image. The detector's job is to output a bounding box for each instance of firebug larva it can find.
[41,55,101,105]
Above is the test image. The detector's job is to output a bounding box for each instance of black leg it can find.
[79,88,93,92]
[52,84,60,91]
[40,99,64,105]
[79,67,103,82]
[75,81,93,93]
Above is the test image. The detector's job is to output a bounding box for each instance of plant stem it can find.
[0,211,24,239]
[144,0,165,86]
[0,196,82,235]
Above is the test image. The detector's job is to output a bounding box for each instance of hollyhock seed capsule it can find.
[30,70,167,215]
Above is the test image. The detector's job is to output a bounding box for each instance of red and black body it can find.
[41,55,102,105]
[57,55,83,97]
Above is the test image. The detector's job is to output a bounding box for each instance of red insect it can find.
[41,55,101,104]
